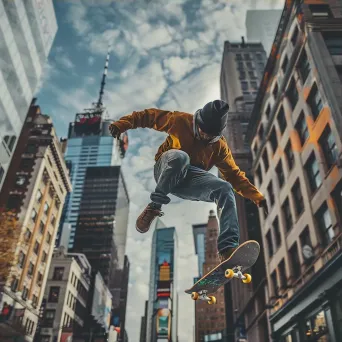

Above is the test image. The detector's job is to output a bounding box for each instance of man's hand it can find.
[109,123,120,139]
[258,198,268,216]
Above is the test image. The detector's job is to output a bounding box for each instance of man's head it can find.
[196,100,229,141]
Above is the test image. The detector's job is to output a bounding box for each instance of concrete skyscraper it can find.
[146,219,178,342]
[220,38,270,341]
[247,1,342,341]
[0,0,58,190]
[246,9,282,56]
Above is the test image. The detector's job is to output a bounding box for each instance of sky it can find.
[36,0,284,340]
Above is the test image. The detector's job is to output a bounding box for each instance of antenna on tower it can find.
[95,44,111,109]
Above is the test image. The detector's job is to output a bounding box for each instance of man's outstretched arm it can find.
[215,141,265,206]
[110,108,174,135]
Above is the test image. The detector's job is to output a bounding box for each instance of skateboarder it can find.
[109,100,268,262]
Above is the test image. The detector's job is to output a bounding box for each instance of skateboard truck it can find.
[191,290,216,305]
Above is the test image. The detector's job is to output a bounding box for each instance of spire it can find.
[95,45,111,108]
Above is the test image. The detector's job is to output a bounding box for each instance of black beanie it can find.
[197,100,229,135]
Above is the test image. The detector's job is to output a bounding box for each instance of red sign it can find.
[60,332,73,342]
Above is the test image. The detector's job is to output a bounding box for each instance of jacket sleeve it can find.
[215,141,265,205]
[111,108,174,133]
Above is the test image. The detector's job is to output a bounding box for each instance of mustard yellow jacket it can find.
[111,108,264,205]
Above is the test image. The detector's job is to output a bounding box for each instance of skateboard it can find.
[185,240,260,304]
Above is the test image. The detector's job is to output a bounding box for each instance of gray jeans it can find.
[150,149,239,253]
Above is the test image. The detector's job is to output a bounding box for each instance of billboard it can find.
[74,111,102,136]
[157,281,171,298]
[92,272,112,332]
[60,332,73,342]
[156,309,171,339]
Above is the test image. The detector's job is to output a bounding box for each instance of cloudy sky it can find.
[36,0,284,340]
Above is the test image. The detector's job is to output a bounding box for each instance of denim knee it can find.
[165,149,190,169]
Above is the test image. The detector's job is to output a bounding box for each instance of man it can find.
[109,100,268,262]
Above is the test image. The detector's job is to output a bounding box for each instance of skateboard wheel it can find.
[225,269,234,279]
[208,296,216,305]
[191,292,199,300]
[242,273,252,284]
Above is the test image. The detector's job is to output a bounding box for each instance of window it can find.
[323,31,342,55]
[237,61,244,70]
[258,125,264,140]
[266,231,274,258]
[272,82,279,98]
[295,111,309,146]
[300,226,313,263]
[241,81,248,91]
[51,215,56,226]
[332,181,342,223]
[24,229,32,242]
[282,198,293,232]
[28,262,34,276]
[278,259,287,289]
[256,53,263,60]
[10,277,18,292]
[3,135,16,152]
[273,217,281,249]
[53,267,64,281]
[285,141,295,170]
[258,62,264,70]
[251,81,258,89]
[307,83,323,120]
[297,50,311,83]
[248,70,256,79]
[309,4,333,18]
[22,287,28,300]
[36,190,42,203]
[244,53,251,60]
[256,165,262,184]
[319,125,338,169]
[276,161,285,188]
[43,309,55,327]
[281,55,289,73]
[269,127,278,154]
[33,241,40,255]
[305,152,322,193]
[43,202,49,214]
[277,106,286,134]
[287,78,299,109]
[265,104,271,119]
[39,221,45,234]
[246,61,253,69]
[267,182,275,207]
[239,70,246,79]
[18,251,25,268]
[305,311,329,341]
[31,209,37,223]
[291,25,299,46]
[291,179,304,217]
[271,271,278,297]
[262,151,269,172]
[289,243,301,279]
[48,287,60,303]
[46,232,52,244]
[236,53,242,60]
[32,295,38,308]
[42,251,47,263]
[315,203,335,246]
[37,272,43,285]
[0,166,4,184]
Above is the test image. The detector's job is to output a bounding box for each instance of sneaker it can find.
[136,203,164,233]
[218,247,237,263]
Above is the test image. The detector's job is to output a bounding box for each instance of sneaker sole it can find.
[136,226,149,234]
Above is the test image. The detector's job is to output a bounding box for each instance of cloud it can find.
[55,54,75,69]
[66,4,91,35]
[88,56,95,65]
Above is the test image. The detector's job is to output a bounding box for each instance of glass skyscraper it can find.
[58,117,128,248]
[192,223,206,279]
[147,219,178,342]
[0,0,57,189]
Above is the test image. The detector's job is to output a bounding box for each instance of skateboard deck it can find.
[185,240,260,303]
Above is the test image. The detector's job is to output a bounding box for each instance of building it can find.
[146,219,178,342]
[194,210,226,342]
[192,223,206,279]
[37,246,91,342]
[246,9,282,55]
[118,255,130,342]
[246,1,342,341]
[220,38,270,341]
[0,0,58,190]
[139,300,148,342]
[0,99,72,341]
